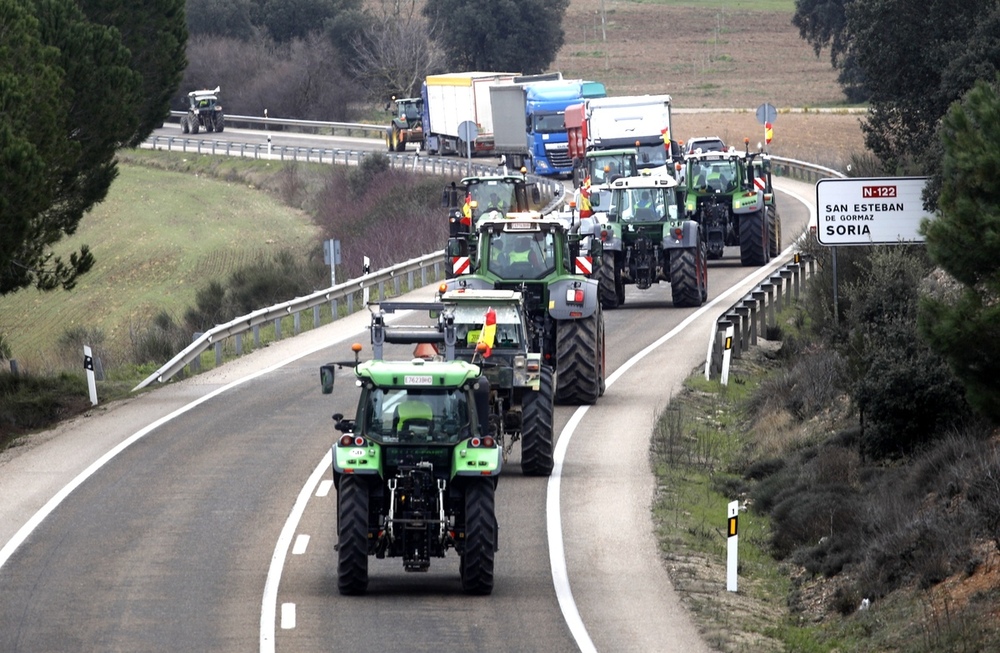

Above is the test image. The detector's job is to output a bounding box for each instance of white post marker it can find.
[83,345,98,406]
[362,256,371,306]
[720,324,734,386]
[727,499,739,592]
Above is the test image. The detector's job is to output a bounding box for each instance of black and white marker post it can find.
[83,345,98,406]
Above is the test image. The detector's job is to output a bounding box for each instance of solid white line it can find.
[260,451,331,651]
[547,189,815,651]
[292,534,310,555]
[315,479,334,497]
[280,602,296,629]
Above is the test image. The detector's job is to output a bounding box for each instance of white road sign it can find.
[816,177,931,245]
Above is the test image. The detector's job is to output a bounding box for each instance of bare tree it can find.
[350,0,443,99]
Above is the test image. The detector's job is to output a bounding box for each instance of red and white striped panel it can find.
[574,256,593,276]
[452,256,470,276]
[753,177,767,191]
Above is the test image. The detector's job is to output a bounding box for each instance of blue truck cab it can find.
[523,80,605,176]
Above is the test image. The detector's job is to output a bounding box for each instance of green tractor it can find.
[370,291,555,476]
[442,174,541,278]
[320,334,500,595]
[385,96,424,152]
[591,173,708,309]
[682,144,780,266]
[444,212,606,405]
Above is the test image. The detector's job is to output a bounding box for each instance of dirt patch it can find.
[553,1,867,168]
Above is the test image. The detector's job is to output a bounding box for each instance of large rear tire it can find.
[520,365,554,476]
[669,243,707,308]
[738,209,768,266]
[555,311,601,405]
[215,114,225,133]
[181,115,190,134]
[767,205,781,258]
[393,127,406,152]
[191,118,200,135]
[596,252,620,309]
[461,479,496,595]
[337,475,369,595]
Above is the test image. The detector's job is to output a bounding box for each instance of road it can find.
[0,129,816,651]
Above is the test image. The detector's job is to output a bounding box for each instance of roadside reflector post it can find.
[720,324,735,386]
[362,256,371,306]
[83,345,98,406]
[727,500,739,592]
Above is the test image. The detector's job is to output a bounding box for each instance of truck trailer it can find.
[566,94,680,186]
[421,72,518,156]
[490,77,605,177]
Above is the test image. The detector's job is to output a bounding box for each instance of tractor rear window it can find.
[363,388,470,443]
[486,230,556,280]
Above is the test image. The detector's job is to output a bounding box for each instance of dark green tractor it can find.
[385,97,424,152]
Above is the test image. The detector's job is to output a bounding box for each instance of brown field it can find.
[552,0,867,169]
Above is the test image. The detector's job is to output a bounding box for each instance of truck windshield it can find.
[588,154,636,185]
[486,230,556,280]
[363,388,470,443]
[532,111,566,134]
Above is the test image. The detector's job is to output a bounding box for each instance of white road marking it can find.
[292,534,310,555]
[547,187,815,652]
[316,479,334,497]
[280,603,296,629]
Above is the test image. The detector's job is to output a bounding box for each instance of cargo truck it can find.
[565,94,681,186]
[490,77,606,177]
[421,72,518,156]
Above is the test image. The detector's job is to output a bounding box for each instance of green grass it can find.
[0,153,320,371]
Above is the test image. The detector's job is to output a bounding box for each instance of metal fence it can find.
[703,253,817,381]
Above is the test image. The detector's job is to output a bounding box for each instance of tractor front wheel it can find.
[555,311,602,405]
[336,475,370,595]
[520,365,554,476]
[461,479,496,595]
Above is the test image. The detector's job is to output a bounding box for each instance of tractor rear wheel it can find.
[461,479,496,595]
[596,252,620,309]
[738,210,768,266]
[337,475,370,595]
[215,114,225,133]
[669,241,707,308]
[190,118,200,135]
[393,127,406,152]
[555,311,602,405]
[181,115,190,134]
[767,205,781,258]
[520,365,554,476]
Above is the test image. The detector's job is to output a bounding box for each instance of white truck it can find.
[421,72,518,156]
[566,94,680,185]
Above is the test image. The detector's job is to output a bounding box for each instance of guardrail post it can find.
[744,297,759,347]
[780,269,794,305]
[789,263,802,300]
[760,282,775,329]
[331,298,339,321]
[735,304,751,354]
[725,310,742,359]
[393,276,402,296]
[293,311,301,335]
[236,333,243,355]
[313,305,321,327]
[751,290,766,342]
[191,332,203,373]
[770,275,785,314]
[253,325,261,347]
[274,317,282,340]
[215,341,223,367]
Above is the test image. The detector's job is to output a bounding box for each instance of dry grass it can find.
[554,0,866,168]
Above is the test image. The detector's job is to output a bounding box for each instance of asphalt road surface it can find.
[0,151,815,651]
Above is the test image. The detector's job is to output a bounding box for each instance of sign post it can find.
[755,103,777,151]
[323,238,341,287]
[458,120,479,177]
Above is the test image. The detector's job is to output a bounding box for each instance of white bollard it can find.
[83,345,98,406]
[720,324,734,386]
[362,256,371,306]
[727,500,739,592]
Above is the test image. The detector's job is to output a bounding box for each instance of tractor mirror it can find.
[320,364,336,394]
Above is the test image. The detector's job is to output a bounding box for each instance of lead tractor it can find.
[320,340,500,595]
[181,86,225,134]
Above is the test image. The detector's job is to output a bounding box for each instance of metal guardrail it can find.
[132,252,448,390]
[167,111,385,139]
[769,155,846,183]
[703,253,817,381]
